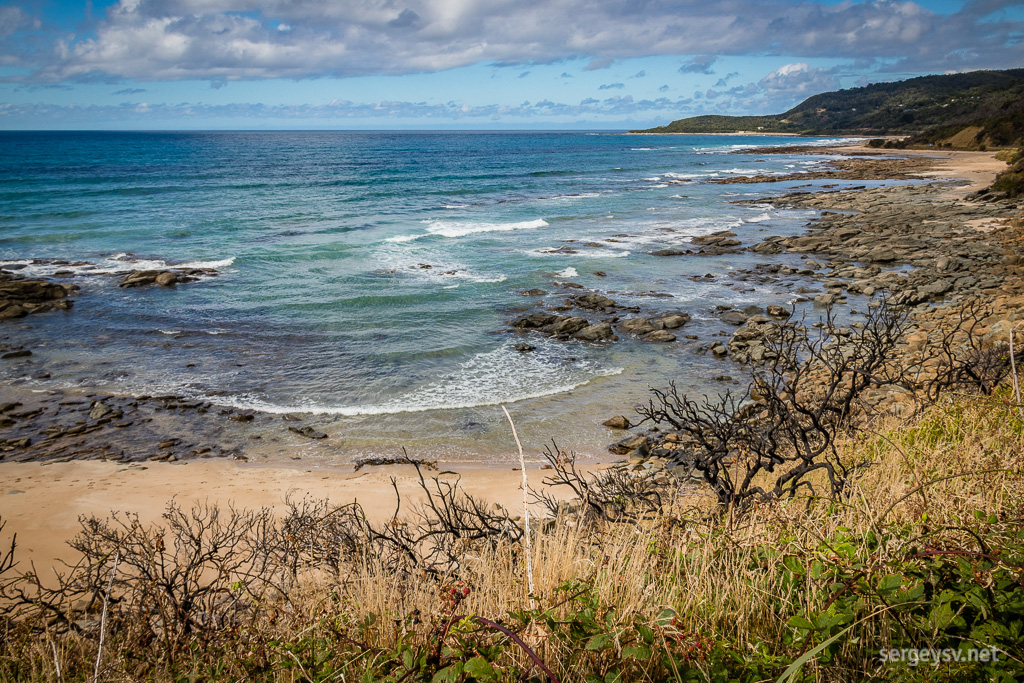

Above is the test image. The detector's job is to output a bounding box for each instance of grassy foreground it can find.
[2,391,1023,682]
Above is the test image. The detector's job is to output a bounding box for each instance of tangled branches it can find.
[530,442,680,524]
[0,461,523,663]
[637,301,912,509]
[635,297,1022,512]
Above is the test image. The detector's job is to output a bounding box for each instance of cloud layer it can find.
[3,0,1021,83]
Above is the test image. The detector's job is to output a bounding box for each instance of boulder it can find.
[720,310,749,326]
[571,293,618,309]
[618,317,657,336]
[602,415,631,430]
[0,279,70,302]
[549,316,589,336]
[120,270,161,287]
[0,303,27,320]
[642,330,676,343]
[511,312,558,329]
[155,272,179,287]
[657,313,691,329]
[574,323,616,342]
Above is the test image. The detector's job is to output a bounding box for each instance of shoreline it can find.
[2,144,1020,571]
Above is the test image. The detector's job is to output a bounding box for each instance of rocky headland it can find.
[598,147,1024,477]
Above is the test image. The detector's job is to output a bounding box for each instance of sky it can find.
[0,0,1022,129]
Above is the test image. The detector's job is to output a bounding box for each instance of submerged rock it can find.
[289,425,328,439]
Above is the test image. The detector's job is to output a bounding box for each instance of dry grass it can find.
[2,394,1023,681]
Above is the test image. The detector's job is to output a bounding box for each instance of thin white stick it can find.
[501,405,535,609]
[50,641,62,683]
[93,552,119,683]
[1011,324,1023,416]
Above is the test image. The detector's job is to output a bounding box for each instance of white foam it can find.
[384,234,423,243]
[384,218,548,243]
[554,267,578,278]
[179,257,236,270]
[546,192,602,201]
[0,255,235,279]
[426,218,548,238]
[215,344,623,416]
[744,212,772,223]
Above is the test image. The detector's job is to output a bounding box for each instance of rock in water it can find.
[602,415,631,429]
[510,312,558,329]
[574,323,616,342]
[155,272,179,287]
[549,316,589,336]
[720,310,749,326]
[120,270,161,287]
[642,330,676,343]
[571,293,618,309]
[289,425,328,439]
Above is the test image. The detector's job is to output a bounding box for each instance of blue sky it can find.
[0,0,1022,129]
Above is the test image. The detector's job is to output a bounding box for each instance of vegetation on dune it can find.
[987,147,1024,199]
[3,297,1024,680]
[633,68,1024,148]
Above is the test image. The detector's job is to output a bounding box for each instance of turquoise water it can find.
[0,131,858,461]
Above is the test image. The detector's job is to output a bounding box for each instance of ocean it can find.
[0,130,862,462]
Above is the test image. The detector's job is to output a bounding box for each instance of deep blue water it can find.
[0,131,860,460]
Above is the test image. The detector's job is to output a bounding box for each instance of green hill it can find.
[634,68,1024,144]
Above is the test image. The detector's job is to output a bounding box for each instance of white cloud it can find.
[4,0,1020,84]
[0,94,702,126]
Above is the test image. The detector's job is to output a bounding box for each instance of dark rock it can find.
[511,312,558,329]
[229,412,255,422]
[120,270,161,287]
[574,323,616,342]
[642,330,676,343]
[155,272,179,287]
[514,343,536,353]
[289,425,328,439]
[88,401,113,420]
[518,289,547,296]
[602,415,631,430]
[1,349,32,359]
[618,318,656,336]
[571,293,618,309]
[720,311,749,326]
[657,313,690,329]
[549,316,589,336]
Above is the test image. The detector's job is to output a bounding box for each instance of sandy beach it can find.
[0,145,1014,574]
[0,458,584,570]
